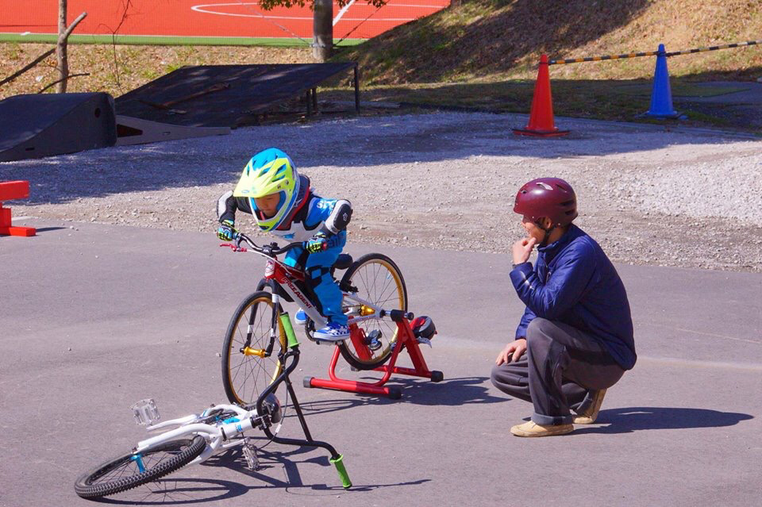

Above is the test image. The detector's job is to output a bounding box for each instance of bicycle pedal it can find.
[416,337,433,348]
[242,438,260,471]
[365,330,383,351]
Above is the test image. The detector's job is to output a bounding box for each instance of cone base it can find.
[644,111,682,119]
[513,128,570,138]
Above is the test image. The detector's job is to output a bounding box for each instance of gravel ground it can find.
[2,111,761,272]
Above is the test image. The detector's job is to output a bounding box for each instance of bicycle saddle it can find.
[333,254,353,270]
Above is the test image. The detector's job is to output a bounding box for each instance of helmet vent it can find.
[537,182,553,190]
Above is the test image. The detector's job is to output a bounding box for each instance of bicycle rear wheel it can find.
[339,253,408,370]
[74,436,206,499]
[222,291,286,406]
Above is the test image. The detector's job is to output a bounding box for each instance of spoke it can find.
[226,297,281,404]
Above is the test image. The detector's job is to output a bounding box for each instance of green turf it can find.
[0,33,366,47]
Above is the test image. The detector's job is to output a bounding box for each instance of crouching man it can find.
[491,177,636,437]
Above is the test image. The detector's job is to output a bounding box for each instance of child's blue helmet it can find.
[233,148,301,232]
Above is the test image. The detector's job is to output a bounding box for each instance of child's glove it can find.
[217,220,237,241]
[304,233,328,254]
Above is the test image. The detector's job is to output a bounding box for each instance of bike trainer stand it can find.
[304,310,443,399]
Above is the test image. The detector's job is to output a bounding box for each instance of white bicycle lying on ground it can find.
[74,318,352,499]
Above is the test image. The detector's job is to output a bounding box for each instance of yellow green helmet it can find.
[233,148,300,232]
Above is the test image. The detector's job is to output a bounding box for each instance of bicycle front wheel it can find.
[222,291,286,406]
[339,253,408,370]
[74,436,206,499]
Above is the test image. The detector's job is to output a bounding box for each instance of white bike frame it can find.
[136,404,274,465]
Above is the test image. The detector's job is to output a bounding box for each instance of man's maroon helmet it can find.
[513,177,578,227]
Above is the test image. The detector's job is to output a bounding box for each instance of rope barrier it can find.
[549,38,762,65]
[665,39,761,57]
[550,51,658,65]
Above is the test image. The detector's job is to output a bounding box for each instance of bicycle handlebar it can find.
[220,232,302,257]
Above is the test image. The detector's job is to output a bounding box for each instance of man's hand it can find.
[304,233,328,254]
[217,220,237,242]
[495,339,527,366]
[512,237,537,266]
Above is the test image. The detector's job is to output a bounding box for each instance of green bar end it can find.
[330,454,352,489]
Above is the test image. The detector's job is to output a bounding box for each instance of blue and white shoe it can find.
[294,309,308,325]
[313,322,350,342]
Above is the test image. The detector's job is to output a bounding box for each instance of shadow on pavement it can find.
[298,376,503,416]
[35,226,68,233]
[390,376,506,406]
[575,406,753,434]
[92,477,249,505]
[95,446,429,505]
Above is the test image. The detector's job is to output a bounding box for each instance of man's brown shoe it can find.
[573,389,607,424]
[510,421,574,437]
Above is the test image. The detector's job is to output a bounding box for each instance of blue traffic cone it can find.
[645,44,681,118]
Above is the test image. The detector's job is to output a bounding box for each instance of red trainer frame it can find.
[305,310,443,399]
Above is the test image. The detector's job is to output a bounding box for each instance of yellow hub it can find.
[360,305,375,316]
[243,347,266,357]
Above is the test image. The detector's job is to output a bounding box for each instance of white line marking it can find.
[639,355,762,372]
[333,0,356,26]
[646,323,761,345]
[191,2,441,20]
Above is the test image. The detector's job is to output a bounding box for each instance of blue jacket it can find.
[510,225,636,370]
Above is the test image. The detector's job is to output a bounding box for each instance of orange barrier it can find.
[0,181,36,237]
[513,54,569,137]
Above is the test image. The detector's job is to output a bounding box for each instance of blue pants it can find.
[284,232,347,326]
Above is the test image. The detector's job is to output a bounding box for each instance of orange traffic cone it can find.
[513,54,569,137]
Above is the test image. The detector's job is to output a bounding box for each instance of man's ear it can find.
[538,217,553,230]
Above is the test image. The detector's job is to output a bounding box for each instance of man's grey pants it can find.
[491,318,625,425]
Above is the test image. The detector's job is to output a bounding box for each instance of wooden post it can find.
[312,0,333,62]
[57,0,68,93]
[55,4,87,94]
[354,64,360,112]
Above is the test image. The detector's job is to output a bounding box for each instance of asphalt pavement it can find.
[1,219,760,507]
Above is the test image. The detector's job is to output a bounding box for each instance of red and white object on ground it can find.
[0,181,36,237]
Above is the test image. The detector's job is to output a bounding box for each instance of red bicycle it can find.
[220,232,409,405]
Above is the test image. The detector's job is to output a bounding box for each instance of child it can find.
[217,148,353,341]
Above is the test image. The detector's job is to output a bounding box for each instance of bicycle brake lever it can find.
[219,243,247,252]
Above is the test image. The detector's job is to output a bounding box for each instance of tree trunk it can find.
[57,0,69,93]
[312,0,333,62]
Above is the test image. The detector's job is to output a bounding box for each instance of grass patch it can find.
[0,34,365,48]
[616,83,750,97]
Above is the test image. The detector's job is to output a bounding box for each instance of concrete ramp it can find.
[0,93,116,162]
[115,63,359,128]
